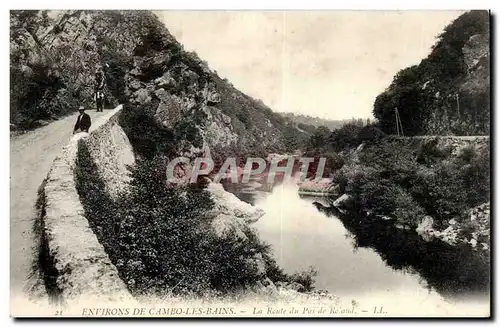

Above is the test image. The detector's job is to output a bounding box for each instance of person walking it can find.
[73,106,91,133]
[95,67,105,112]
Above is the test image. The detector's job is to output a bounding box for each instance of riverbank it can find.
[226,180,489,316]
[324,136,490,255]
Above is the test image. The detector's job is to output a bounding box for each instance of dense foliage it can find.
[10,10,135,129]
[373,10,490,136]
[301,119,384,178]
[332,138,490,227]
[279,112,349,131]
[75,141,315,296]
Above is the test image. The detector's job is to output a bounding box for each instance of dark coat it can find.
[74,113,91,132]
[95,72,105,91]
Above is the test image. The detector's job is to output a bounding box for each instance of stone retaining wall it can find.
[37,105,136,305]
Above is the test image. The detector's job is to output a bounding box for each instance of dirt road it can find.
[10,110,107,299]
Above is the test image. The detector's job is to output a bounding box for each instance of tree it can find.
[308,125,331,149]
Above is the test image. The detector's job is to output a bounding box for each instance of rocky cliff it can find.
[14,10,319,305]
[373,10,490,136]
[11,10,297,156]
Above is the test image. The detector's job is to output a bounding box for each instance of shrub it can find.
[328,134,490,232]
[356,124,386,144]
[360,180,426,225]
[261,251,317,292]
[288,267,318,292]
[10,58,73,129]
[119,102,176,159]
[409,161,468,225]
[308,126,331,149]
[457,145,477,163]
[330,120,365,151]
[330,169,348,194]
[460,147,490,207]
[358,140,419,188]
[101,49,132,104]
[325,152,345,172]
[75,143,311,296]
[175,120,203,149]
[416,138,453,165]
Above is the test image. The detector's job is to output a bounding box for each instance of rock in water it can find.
[416,216,434,241]
[332,193,351,212]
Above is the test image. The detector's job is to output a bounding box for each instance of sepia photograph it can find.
[9,8,491,318]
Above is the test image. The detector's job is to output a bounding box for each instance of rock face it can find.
[11,10,294,154]
[204,181,270,286]
[372,11,489,136]
[416,216,435,241]
[416,216,460,245]
[463,34,489,73]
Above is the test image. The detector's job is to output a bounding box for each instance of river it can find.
[222,177,490,316]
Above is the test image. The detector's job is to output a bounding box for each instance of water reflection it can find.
[221,179,490,308]
[312,200,490,300]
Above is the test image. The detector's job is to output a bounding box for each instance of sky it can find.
[158,11,465,120]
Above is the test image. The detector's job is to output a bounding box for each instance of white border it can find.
[2,1,498,326]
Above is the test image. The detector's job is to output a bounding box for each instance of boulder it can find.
[129,67,141,76]
[128,79,142,91]
[470,238,477,248]
[211,214,248,240]
[416,216,434,242]
[138,52,171,77]
[133,88,151,104]
[248,252,267,277]
[154,88,169,102]
[154,96,183,129]
[220,113,232,125]
[154,73,177,89]
[154,77,168,88]
[333,193,351,211]
[395,223,411,230]
[284,282,306,292]
[206,182,265,224]
[207,91,221,105]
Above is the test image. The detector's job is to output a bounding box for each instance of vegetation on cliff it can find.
[10,10,307,156]
[279,112,353,131]
[40,10,319,297]
[300,10,490,251]
[334,139,489,227]
[373,10,490,136]
[75,141,315,297]
[305,114,489,249]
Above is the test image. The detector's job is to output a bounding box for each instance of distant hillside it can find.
[373,10,490,136]
[279,112,350,131]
